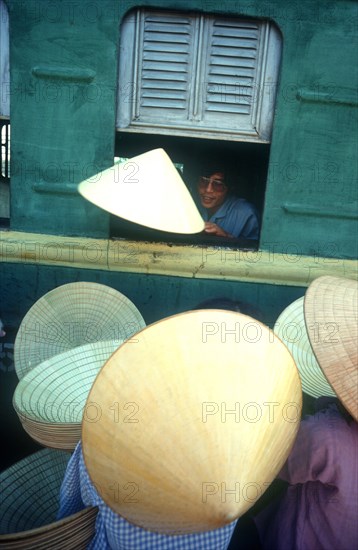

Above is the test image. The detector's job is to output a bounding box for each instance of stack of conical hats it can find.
[13,282,145,451]
[0,448,97,549]
[13,340,121,450]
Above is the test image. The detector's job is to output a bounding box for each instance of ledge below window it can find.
[0,230,356,288]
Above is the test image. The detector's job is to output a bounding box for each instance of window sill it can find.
[0,230,356,287]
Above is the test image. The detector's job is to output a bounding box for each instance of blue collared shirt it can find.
[199,196,260,240]
[57,442,237,549]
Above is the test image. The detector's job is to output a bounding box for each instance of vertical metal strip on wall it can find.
[0,0,10,118]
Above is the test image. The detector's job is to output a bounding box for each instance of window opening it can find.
[114,9,282,248]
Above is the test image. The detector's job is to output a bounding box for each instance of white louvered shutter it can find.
[117,10,281,143]
[117,10,196,129]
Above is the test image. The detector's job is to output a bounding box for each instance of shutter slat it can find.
[207,76,253,86]
[144,44,189,54]
[142,81,187,90]
[207,86,253,98]
[142,71,188,80]
[211,47,257,58]
[144,34,190,44]
[142,91,187,100]
[206,104,251,114]
[143,52,189,62]
[210,57,256,69]
[209,66,254,78]
[144,24,191,34]
[141,99,186,109]
[213,20,259,30]
[144,16,191,24]
[212,38,258,47]
[142,64,189,74]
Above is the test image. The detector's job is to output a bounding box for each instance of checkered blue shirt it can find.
[58,442,237,549]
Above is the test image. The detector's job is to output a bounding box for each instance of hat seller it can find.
[255,275,358,550]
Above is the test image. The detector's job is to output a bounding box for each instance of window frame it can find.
[116,8,282,143]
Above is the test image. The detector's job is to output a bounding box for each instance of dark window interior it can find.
[111,132,269,248]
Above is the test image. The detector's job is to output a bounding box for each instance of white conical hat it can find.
[14,282,145,379]
[78,148,205,234]
[274,296,336,398]
[13,340,121,451]
[83,310,302,535]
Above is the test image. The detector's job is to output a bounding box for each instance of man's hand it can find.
[204,222,232,237]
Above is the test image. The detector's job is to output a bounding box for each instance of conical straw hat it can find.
[304,276,358,421]
[0,449,70,534]
[14,282,145,379]
[13,340,121,450]
[0,448,97,548]
[274,297,335,398]
[78,148,205,234]
[83,310,302,535]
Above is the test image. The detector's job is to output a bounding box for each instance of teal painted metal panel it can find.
[2,0,357,257]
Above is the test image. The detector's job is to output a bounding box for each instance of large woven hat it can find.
[14,282,145,379]
[304,276,358,421]
[83,310,302,535]
[274,297,336,398]
[78,148,205,234]
[0,448,97,549]
[13,340,121,451]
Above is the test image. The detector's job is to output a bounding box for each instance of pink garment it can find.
[255,404,358,550]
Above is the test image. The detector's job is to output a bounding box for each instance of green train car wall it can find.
[0,1,357,466]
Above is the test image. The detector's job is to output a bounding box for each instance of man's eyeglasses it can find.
[199,176,227,193]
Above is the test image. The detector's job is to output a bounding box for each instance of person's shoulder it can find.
[226,196,258,215]
[303,403,358,439]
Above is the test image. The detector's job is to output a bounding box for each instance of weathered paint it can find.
[3,0,357,259]
[0,0,357,471]
[1,231,356,288]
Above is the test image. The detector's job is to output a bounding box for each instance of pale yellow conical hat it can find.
[274,296,336,398]
[304,276,358,421]
[83,310,302,535]
[78,148,204,234]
